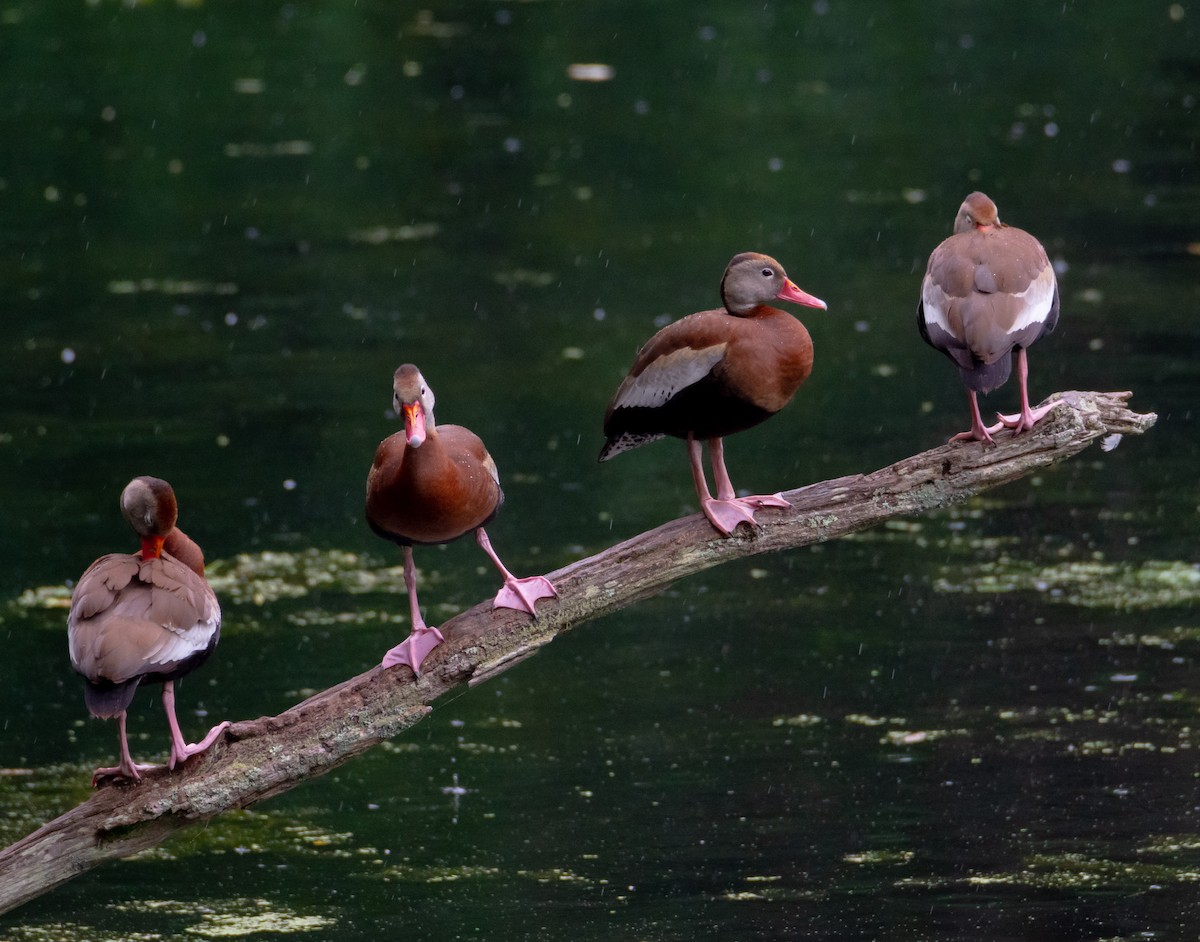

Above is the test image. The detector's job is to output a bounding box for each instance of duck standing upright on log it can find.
[599,251,827,535]
[366,364,557,675]
[68,476,229,784]
[918,191,1061,444]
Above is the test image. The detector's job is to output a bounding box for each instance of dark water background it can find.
[1,2,1198,939]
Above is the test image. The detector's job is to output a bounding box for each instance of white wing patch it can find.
[1006,266,1057,334]
[143,615,219,672]
[614,343,727,410]
[920,280,954,336]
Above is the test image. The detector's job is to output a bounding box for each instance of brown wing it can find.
[606,310,732,416]
[920,226,1057,368]
[68,554,221,687]
[600,310,731,458]
[601,307,812,458]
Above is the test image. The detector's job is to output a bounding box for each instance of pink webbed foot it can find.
[995,401,1058,435]
[493,576,558,615]
[948,422,1004,446]
[91,760,158,787]
[702,493,791,536]
[950,390,1006,446]
[169,721,232,770]
[92,711,158,786]
[381,625,445,676]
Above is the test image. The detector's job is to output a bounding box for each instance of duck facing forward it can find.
[918,191,1061,444]
[68,476,229,784]
[600,251,827,535]
[365,364,557,675]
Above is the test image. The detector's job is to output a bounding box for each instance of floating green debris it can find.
[1139,835,1200,855]
[22,897,332,939]
[934,558,1200,609]
[772,713,823,728]
[349,223,440,244]
[285,608,408,628]
[1099,626,1200,648]
[844,714,908,727]
[0,763,94,846]
[2,926,163,942]
[13,584,72,610]
[720,886,824,902]
[380,863,502,883]
[898,848,1200,892]
[843,849,915,865]
[1025,852,1200,886]
[517,867,592,885]
[879,728,965,746]
[222,141,314,157]
[206,549,406,605]
[180,898,335,937]
[493,268,556,288]
[107,278,239,296]
[120,808,360,863]
[11,550,412,616]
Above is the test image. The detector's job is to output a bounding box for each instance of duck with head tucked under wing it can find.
[68,476,229,785]
[918,191,1061,445]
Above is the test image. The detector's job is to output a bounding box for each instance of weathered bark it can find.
[0,391,1155,914]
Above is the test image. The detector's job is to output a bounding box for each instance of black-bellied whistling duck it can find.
[67,476,228,784]
[365,364,557,675]
[918,191,1061,444]
[599,251,827,535]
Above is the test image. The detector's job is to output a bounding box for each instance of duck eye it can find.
[761,268,774,277]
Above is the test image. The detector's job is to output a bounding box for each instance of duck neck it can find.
[139,534,165,560]
[164,528,206,577]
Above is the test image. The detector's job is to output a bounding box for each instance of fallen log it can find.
[0,391,1156,915]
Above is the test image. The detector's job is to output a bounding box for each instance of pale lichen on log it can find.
[0,391,1156,915]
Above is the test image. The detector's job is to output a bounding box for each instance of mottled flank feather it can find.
[598,431,665,461]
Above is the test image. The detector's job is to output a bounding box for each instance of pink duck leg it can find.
[476,528,557,614]
[91,712,158,785]
[162,681,230,770]
[688,435,790,535]
[381,546,445,675]
[995,348,1059,434]
[949,389,1006,445]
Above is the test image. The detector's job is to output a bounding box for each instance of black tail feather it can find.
[83,678,140,720]
[958,354,1013,395]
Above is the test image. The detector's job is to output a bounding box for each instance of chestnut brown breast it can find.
[365,424,504,546]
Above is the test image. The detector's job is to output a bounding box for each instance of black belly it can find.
[606,375,775,442]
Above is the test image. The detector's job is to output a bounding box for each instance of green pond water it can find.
[1,1,1198,939]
